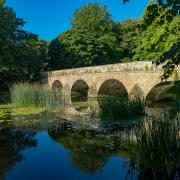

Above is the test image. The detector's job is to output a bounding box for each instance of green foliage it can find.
[71,3,110,31]
[1,0,179,83]
[129,116,180,178]
[140,0,164,28]
[132,0,180,78]
[169,81,180,100]
[98,96,145,121]
[0,2,48,90]
[48,1,179,77]
[120,19,139,62]
[133,12,179,61]
[48,3,123,70]
[155,42,180,80]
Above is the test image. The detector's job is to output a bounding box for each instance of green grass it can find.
[129,116,180,179]
[98,96,145,121]
[11,83,63,109]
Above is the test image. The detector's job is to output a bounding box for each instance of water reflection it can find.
[0,94,179,179]
[0,127,37,179]
[49,128,129,175]
[0,106,178,179]
[0,124,133,180]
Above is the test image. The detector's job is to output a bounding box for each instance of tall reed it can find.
[11,83,63,109]
[129,116,180,179]
[98,96,145,121]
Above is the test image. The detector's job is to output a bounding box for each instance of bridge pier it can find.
[88,85,98,99]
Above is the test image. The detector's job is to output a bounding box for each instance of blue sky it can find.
[6,0,149,41]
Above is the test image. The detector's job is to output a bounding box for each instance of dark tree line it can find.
[0,0,48,90]
[0,0,179,90]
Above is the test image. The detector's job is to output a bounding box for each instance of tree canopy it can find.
[120,19,139,62]
[131,0,180,79]
[48,3,124,70]
[133,11,179,61]
[0,0,48,90]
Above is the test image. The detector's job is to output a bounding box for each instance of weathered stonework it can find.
[41,61,180,105]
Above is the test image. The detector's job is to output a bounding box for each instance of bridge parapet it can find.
[46,61,162,77]
[40,61,180,116]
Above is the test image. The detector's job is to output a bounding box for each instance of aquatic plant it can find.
[129,116,180,179]
[98,96,145,121]
[11,83,63,109]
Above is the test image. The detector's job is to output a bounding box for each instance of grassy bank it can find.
[98,96,145,121]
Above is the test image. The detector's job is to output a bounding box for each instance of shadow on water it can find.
[0,127,37,179]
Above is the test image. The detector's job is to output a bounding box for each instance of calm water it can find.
[0,124,136,180]
[0,95,179,180]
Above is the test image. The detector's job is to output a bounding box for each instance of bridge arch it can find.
[146,81,174,102]
[52,80,63,93]
[98,79,128,97]
[129,84,144,97]
[71,79,89,102]
[51,80,63,103]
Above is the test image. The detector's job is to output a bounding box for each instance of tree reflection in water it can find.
[0,127,37,179]
[49,127,129,174]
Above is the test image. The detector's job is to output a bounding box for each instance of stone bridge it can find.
[41,61,180,113]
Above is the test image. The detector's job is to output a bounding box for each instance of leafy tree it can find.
[123,0,180,79]
[120,19,139,62]
[48,38,67,70]
[133,13,179,61]
[14,34,48,81]
[0,0,24,88]
[48,3,123,70]
[0,0,48,90]
[156,42,180,80]
[125,0,179,79]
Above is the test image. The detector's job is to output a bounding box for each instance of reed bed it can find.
[98,96,145,121]
[129,116,180,179]
[11,83,63,109]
